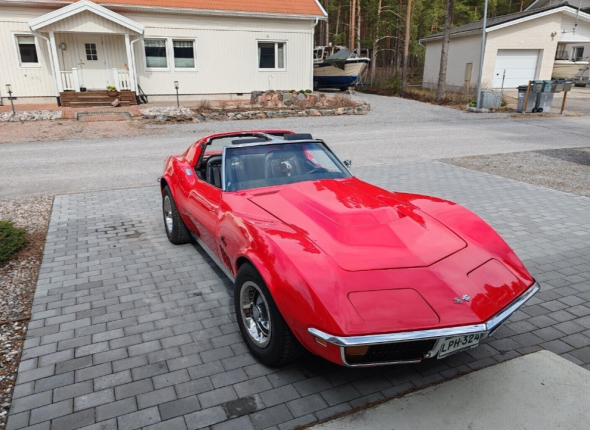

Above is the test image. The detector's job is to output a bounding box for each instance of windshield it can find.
[224,142,352,191]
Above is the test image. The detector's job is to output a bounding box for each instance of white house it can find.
[420,2,590,91]
[0,0,326,106]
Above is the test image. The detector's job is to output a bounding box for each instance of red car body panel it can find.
[161,130,536,366]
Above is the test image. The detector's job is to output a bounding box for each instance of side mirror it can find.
[343,159,352,168]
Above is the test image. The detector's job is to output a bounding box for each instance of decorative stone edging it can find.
[0,111,62,122]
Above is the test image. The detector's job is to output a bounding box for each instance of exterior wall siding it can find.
[559,16,590,43]
[422,34,481,91]
[0,4,316,101]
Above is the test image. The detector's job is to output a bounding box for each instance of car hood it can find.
[247,179,467,271]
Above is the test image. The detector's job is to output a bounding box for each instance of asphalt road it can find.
[2,92,590,197]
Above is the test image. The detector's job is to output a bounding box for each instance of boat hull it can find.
[313,60,369,88]
[552,60,589,79]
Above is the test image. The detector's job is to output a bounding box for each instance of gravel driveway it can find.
[2,93,590,197]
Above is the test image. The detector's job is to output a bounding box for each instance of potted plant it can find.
[106,85,118,96]
[80,86,87,92]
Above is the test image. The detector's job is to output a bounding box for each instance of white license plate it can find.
[438,333,483,359]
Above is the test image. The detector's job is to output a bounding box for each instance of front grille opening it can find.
[345,339,437,365]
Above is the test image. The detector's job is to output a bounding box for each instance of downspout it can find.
[31,31,60,100]
[130,36,144,102]
[312,18,319,91]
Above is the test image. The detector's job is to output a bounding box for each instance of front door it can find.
[77,36,108,90]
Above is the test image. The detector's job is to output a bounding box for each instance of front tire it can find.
[234,263,304,366]
[162,186,191,245]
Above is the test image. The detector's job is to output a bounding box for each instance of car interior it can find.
[195,133,342,191]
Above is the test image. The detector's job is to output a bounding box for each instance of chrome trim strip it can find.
[308,281,540,348]
[190,233,235,283]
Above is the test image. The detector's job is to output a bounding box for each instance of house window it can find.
[173,40,195,68]
[85,43,98,61]
[258,42,285,69]
[572,47,584,61]
[16,35,39,64]
[145,39,167,68]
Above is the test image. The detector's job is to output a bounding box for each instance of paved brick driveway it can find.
[8,162,590,430]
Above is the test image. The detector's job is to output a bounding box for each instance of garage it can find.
[493,49,540,88]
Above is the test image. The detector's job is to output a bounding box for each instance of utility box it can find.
[532,80,544,92]
[553,79,565,92]
[563,81,573,91]
[542,80,553,93]
[481,91,502,109]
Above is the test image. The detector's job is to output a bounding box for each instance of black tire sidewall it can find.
[234,264,288,365]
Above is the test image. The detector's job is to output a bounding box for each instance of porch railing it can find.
[113,69,131,91]
[60,69,81,92]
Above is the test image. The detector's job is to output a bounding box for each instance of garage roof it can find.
[420,2,583,41]
[26,0,327,18]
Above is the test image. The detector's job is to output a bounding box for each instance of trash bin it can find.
[534,92,554,113]
[517,85,537,113]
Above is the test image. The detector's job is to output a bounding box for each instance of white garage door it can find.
[493,49,540,88]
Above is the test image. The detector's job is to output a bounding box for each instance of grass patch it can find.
[0,220,28,265]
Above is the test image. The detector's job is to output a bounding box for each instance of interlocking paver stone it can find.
[9,161,590,430]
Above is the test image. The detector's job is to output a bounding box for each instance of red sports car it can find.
[160,130,539,367]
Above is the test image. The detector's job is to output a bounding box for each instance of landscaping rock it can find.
[0,110,61,122]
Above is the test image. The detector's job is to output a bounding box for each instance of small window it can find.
[173,40,195,68]
[16,36,39,64]
[258,42,285,70]
[145,39,167,68]
[572,47,584,61]
[85,43,98,61]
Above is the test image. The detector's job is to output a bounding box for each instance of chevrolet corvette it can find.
[159,130,539,367]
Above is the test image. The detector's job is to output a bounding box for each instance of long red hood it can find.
[247,178,467,271]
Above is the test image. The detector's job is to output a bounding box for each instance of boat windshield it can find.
[224,142,352,191]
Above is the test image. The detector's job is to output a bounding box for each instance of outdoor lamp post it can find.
[6,84,15,116]
[174,81,179,108]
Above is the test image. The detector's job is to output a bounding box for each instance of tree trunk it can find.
[357,0,361,55]
[370,0,383,83]
[401,0,413,93]
[350,0,356,51]
[325,0,330,46]
[435,0,454,102]
[395,0,403,73]
[335,3,341,36]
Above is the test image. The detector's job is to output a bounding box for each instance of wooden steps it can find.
[60,90,137,108]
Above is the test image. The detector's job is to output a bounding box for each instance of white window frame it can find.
[143,38,170,71]
[257,40,287,72]
[13,32,42,69]
[171,38,198,72]
[572,46,585,61]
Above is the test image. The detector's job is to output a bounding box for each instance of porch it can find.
[28,0,145,106]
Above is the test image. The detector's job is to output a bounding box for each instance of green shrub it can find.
[305,89,312,93]
[468,99,477,107]
[501,98,507,107]
[0,220,27,265]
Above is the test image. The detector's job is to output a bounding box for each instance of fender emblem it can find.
[454,295,471,304]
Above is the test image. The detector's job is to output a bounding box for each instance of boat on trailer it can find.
[313,45,370,90]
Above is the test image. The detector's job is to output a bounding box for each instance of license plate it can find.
[438,333,483,359]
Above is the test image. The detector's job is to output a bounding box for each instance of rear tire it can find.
[234,263,304,366]
[162,186,191,245]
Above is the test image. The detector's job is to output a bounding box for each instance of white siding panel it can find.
[136,29,313,95]
[43,11,133,34]
[559,16,590,42]
[0,19,57,98]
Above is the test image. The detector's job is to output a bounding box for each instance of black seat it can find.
[226,156,248,191]
[206,155,222,188]
[283,133,313,141]
[265,150,304,179]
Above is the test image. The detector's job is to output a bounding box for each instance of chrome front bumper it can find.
[308,281,540,367]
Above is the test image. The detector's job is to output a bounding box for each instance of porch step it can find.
[60,90,137,107]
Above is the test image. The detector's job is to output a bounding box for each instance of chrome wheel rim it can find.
[240,281,271,348]
[163,195,174,234]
